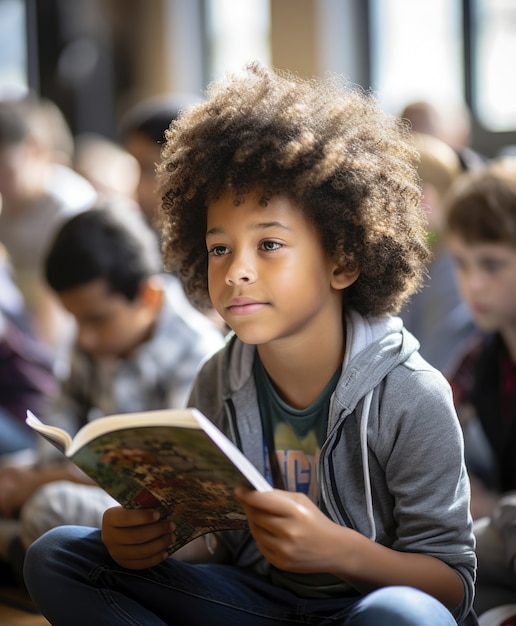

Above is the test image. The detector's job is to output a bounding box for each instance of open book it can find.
[26,408,271,553]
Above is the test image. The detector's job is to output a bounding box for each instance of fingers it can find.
[103,505,161,528]
[235,487,307,518]
[101,506,177,570]
[104,527,175,569]
[235,488,305,543]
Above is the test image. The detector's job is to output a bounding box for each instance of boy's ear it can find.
[139,276,164,312]
[330,264,360,291]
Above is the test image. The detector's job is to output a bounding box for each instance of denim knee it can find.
[345,586,456,626]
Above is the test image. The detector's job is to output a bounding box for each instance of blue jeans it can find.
[24,526,460,626]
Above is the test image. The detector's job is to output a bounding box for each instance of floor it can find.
[0,604,50,626]
[0,587,50,626]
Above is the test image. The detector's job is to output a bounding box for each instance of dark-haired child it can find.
[24,64,476,626]
[0,205,223,579]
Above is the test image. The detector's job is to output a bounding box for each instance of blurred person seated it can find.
[444,158,516,614]
[0,95,97,356]
[0,204,224,585]
[0,246,57,462]
[0,243,31,333]
[400,99,487,171]
[399,131,477,376]
[0,311,57,462]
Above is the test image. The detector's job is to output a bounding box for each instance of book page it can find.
[67,408,201,457]
[194,411,271,493]
[70,423,265,551]
[26,411,72,454]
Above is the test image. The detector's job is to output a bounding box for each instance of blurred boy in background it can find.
[399,131,476,375]
[0,204,224,585]
[445,158,516,614]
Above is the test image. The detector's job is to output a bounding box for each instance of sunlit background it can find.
[1,0,515,157]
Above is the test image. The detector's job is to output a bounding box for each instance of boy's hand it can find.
[102,506,176,570]
[234,487,343,574]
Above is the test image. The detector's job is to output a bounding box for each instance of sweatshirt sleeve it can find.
[377,365,476,622]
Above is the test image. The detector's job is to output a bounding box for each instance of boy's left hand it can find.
[234,486,343,573]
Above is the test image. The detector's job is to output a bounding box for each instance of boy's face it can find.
[206,190,358,347]
[58,278,157,358]
[448,234,516,333]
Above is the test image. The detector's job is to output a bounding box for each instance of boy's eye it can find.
[208,245,228,257]
[261,240,282,251]
[81,313,112,329]
[481,259,504,274]
[451,256,466,271]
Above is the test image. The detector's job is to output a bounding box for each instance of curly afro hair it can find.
[157,63,430,317]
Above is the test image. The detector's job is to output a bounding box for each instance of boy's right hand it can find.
[102,506,176,570]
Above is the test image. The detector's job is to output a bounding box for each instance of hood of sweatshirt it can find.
[223,310,420,415]
[323,310,421,540]
[334,310,420,417]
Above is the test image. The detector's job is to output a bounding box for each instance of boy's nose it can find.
[224,254,257,286]
[77,327,97,352]
[466,271,487,294]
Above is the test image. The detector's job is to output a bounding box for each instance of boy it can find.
[23,64,476,625]
[444,158,516,615]
[0,205,223,577]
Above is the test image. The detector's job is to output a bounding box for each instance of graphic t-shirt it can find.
[254,355,338,500]
[254,354,353,598]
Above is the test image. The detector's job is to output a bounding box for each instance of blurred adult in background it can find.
[400,99,487,172]
[0,95,97,358]
[399,131,477,376]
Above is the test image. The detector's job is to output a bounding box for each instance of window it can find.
[204,0,270,82]
[470,0,516,131]
[0,0,28,97]
[369,0,464,116]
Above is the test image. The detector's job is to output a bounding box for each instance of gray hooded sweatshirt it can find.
[187,310,476,623]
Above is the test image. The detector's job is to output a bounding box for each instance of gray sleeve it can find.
[378,366,476,622]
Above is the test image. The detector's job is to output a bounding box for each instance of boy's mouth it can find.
[226,297,267,316]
